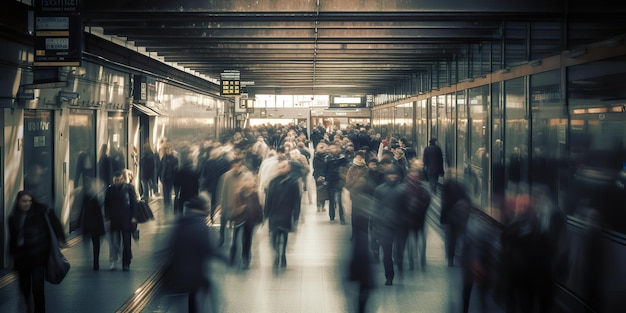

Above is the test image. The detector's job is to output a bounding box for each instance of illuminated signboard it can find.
[329,96,366,108]
[221,70,241,95]
[33,1,82,67]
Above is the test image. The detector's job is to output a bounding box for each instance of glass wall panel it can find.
[430,96,437,141]
[447,93,457,168]
[24,110,54,208]
[469,85,489,208]
[437,95,449,167]
[504,77,528,214]
[530,70,565,207]
[417,99,428,154]
[567,56,626,234]
[492,82,505,217]
[69,109,96,231]
[107,112,128,180]
[456,90,468,172]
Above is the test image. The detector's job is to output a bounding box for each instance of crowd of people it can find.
[7,121,572,313]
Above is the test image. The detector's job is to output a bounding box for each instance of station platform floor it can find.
[0,194,503,313]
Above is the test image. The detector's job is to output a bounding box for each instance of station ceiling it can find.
[80,1,626,96]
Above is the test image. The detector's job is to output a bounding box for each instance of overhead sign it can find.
[221,70,241,95]
[33,1,82,67]
[329,96,366,108]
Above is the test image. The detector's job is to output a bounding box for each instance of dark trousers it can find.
[394,226,409,271]
[380,241,394,280]
[17,265,46,313]
[271,230,289,266]
[91,235,101,268]
[328,188,345,222]
[369,219,380,260]
[445,226,460,266]
[428,176,438,193]
[162,182,174,212]
[230,222,255,266]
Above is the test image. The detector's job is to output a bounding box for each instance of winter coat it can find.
[165,209,220,293]
[232,187,263,227]
[159,154,179,185]
[423,143,444,179]
[324,153,348,189]
[81,193,105,237]
[372,179,406,243]
[404,173,431,230]
[264,173,301,232]
[174,162,200,211]
[8,202,65,270]
[312,152,327,180]
[104,183,137,231]
[216,169,251,221]
[440,178,470,226]
[140,151,156,181]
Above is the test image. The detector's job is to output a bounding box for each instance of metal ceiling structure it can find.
[77,1,626,96]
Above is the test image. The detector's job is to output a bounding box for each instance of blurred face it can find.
[368,162,378,170]
[18,194,33,212]
[386,173,399,182]
[329,145,339,155]
[277,160,291,175]
[232,161,244,174]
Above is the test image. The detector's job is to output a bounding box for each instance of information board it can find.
[34,1,82,67]
[221,70,241,95]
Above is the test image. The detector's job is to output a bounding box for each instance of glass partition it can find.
[504,77,528,213]
[468,85,489,207]
[492,82,505,217]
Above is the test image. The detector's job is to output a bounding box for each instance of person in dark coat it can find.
[324,143,349,223]
[159,144,179,213]
[372,165,406,285]
[230,177,264,269]
[140,143,157,202]
[346,152,377,313]
[440,169,471,267]
[164,195,227,313]
[98,144,112,189]
[423,138,444,193]
[81,189,105,270]
[313,143,329,212]
[174,154,200,215]
[8,190,66,313]
[264,158,301,268]
[104,170,137,271]
[404,160,431,271]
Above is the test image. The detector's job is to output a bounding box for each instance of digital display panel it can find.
[45,37,69,50]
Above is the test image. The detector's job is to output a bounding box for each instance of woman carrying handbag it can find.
[8,190,66,313]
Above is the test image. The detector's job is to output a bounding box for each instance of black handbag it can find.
[44,212,70,284]
[135,200,155,223]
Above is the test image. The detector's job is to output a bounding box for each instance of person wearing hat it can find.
[371,164,407,285]
[423,138,444,193]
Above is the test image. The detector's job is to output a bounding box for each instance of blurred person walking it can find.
[404,160,431,271]
[372,165,406,285]
[215,157,251,246]
[324,144,349,224]
[164,196,227,313]
[8,190,66,313]
[140,143,157,202]
[230,177,264,269]
[104,170,138,271]
[423,138,444,193]
[80,188,105,270]
[174,153,200,215]
[159,144,179,213]
[440,169,471,267]
[264,158,301,268]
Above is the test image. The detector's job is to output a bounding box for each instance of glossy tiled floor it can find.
[143,199,501,313]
